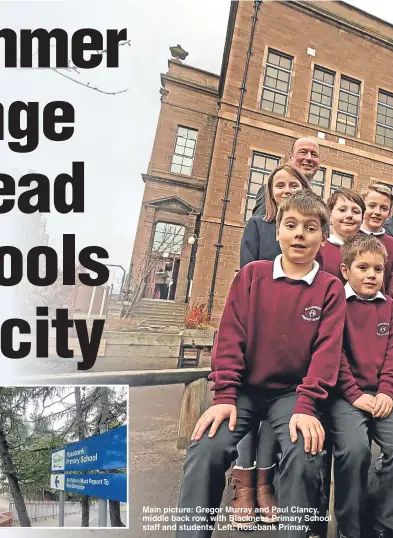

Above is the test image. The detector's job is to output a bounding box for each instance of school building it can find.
[130,0,393,324]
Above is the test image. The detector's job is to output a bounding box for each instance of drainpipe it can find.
[207,1,262,314]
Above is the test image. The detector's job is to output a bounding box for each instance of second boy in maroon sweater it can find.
[329,234,393,538]
[176,191,346,538]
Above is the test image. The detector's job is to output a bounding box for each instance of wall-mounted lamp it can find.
[187,234,197,245]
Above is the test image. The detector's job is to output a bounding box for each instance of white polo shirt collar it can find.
[344,282,386,302]
[273,254,319,286]
[327,233,344,246]
[360,227,385,236]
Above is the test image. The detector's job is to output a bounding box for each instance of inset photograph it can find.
[0,385,128,528]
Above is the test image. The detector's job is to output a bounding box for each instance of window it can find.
[308,67,335,129]
[152,222,185,256]
[336,76,360,136]
[245,152,280,221]
[330,171,353,195]
[376,90,393,149]
[170,126,198,176]
[310,168,326,198]
[260,49,293,116]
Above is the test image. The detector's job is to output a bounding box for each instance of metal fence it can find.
[10,501,86,523]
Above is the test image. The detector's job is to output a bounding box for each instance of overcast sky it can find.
[0,0,392,286]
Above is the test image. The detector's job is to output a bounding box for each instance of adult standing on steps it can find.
[253,137,321,218]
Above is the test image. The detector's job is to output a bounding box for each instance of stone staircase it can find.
[132,299,187,328]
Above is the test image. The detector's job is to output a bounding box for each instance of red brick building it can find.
[130,0,393,324]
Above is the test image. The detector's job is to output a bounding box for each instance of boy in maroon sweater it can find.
[329,234,393,538]
[360,183,393,297]
[319,188,365,283]
[176,192,346,538]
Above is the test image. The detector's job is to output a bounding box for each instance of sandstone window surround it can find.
[244,152,280,221]
[260,49,293,116]
[170,126,198,176]
[376,90,393,149]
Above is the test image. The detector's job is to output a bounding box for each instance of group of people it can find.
[176,137,393,538]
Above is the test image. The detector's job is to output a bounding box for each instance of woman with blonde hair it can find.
[232,164,311,529]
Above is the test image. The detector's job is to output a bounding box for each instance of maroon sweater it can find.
[209,261,346,416]
[318,241,345,284]
[359,230,393,297]
[339,293,393,402]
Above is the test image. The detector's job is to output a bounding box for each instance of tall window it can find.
[152,222,185,256]
[336,76,360,136]
[260,49,293,116]
[376,90,393,149]
[310,168,326,198]
[170,126,198,176]
[330,171,354,195]
[245,153,280,221]
[308,67,335,129]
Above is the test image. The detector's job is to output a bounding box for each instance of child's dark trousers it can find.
[330,397,393,538]
[176,387,324,538]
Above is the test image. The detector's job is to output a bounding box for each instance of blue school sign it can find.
[64,473,127,502]
[51,425,127,472]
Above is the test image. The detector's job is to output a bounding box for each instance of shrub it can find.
[185,302,213,329]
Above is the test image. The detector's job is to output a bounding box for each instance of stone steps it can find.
[131,300,187,328]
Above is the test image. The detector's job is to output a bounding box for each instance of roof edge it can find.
[218,1,238,98]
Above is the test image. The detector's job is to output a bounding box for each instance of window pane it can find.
[253,154,266,168]
[171,163,181,174]
[319,117,330,128]
[177,136,186,146]
[276,80,289,92]
[184,147,193,157]
[263,89,275,102]
[268,52,280,66]
[250,171,265,185]
[172,155,182,164]
[341,78,350,91]
[185,139,195,149]
[312,184,323,196]
[278,70,289,82]
[275,92,287,105]
[181,166,191,176]
[187,130,197,140]
[380,92,387,104]
[178,127,188,137]
[261,99,274,112]
[266,66,278,78]
[342,176,352,188]
[175,144,185,155]
[266,158,279,170]
[273,103,285,115]
[314,69,324,82]
[280,56,292,70]
[182,157,193,167]
[320,107,330,119]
